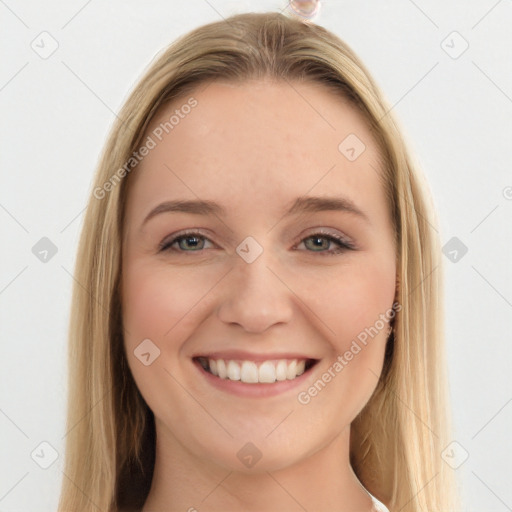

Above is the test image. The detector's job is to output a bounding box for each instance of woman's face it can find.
[121,79,397,472]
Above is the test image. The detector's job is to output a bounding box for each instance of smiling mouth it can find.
[194,356,319,384]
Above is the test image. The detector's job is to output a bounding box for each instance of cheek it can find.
[300,256,395,341]
[333,258,395,388]
[297,255,396,408]
[292,262,395,420]
[121,262,216,415]
[122,262,211,344]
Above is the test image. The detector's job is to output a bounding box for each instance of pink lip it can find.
[192,358,319,398]
[192,350,316,362]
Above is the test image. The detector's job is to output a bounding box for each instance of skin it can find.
[121,78,397,512]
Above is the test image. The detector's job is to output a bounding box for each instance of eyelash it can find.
[158,229,356,256]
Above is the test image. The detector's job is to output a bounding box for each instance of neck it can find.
[141,419,374,512]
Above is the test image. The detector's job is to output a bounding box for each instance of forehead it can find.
[125,79,386,225]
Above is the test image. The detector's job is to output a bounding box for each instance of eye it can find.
[295,231,355,255]
[158,230,214,253]
[158,229,355,255]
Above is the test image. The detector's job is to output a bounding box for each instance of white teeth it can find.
[227,360,241,380]
[240,361,258,383]
[203,358,312,384]
[258,361,276,383]
[217,359,227,379]
[276,360,288,381]
[286,360,297,380]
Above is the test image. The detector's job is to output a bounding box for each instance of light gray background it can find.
[1,1,511,510]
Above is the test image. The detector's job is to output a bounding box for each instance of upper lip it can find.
[192,350,319,362]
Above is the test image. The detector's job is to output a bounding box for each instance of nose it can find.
[216,249,294,333]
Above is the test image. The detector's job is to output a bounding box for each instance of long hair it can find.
[58,11,459,512]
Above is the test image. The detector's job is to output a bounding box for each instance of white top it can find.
[370,493,390,512]
[348,465,390,511]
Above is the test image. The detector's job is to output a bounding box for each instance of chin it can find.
[190,434,315,475]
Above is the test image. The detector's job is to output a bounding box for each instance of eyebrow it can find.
[140,195,370,229]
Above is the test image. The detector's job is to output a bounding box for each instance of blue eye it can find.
[158,230,355,255]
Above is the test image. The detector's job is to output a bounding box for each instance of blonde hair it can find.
[58,11,460,512]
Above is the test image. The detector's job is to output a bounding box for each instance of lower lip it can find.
[193,359,318,398]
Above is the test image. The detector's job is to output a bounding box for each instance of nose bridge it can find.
[217,238,293,333]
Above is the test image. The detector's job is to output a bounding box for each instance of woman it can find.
[58,11,460,512]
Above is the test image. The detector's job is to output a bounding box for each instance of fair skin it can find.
[121,78,396,512]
